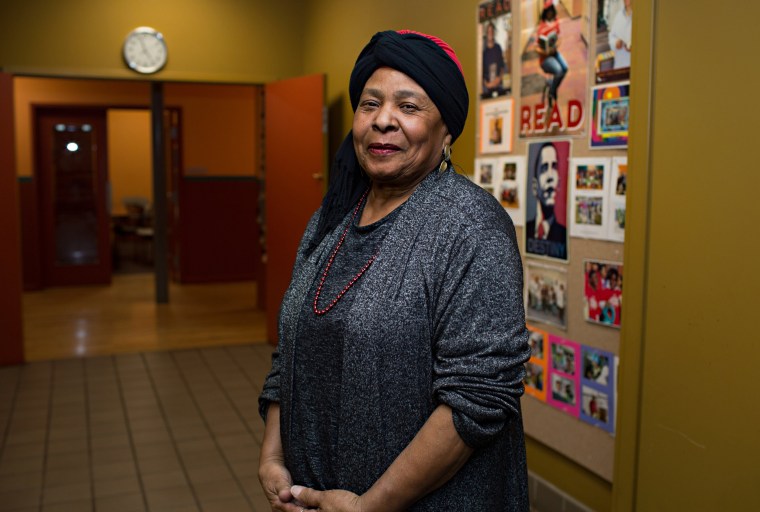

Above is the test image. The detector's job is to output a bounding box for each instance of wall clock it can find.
[122,26,168,74]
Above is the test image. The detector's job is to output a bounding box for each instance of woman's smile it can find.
[367,142,401,155]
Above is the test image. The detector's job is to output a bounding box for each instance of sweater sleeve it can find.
[431,227,531,448]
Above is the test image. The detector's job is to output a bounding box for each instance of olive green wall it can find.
[0,0,306,82]
[615,0,760,510]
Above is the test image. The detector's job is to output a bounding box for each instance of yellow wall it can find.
[615,0,760,509]
[301,0,480,174]
[0,0,306,83]
[107,109,152,215]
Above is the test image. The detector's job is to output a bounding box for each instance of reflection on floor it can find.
[22,274,266,362]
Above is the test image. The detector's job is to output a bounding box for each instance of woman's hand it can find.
[291,485,365,512]
[259,403,303,511]
[259,459,301,511]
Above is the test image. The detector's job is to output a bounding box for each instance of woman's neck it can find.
[359,181,417,226]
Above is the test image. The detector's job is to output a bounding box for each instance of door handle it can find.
[312,173,324,180]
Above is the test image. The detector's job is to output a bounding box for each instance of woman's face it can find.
[353,67,451,189]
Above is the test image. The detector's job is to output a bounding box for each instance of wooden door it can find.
[264,74,326,344]
[36,108,111,286]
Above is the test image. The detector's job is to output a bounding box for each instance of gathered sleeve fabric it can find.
[431,224,531,449]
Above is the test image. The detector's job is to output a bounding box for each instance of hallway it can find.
[0,275,273,511]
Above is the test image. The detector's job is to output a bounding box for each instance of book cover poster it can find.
[547,335,581,417]
[590,82,629,149]
[594,0,632,84]
[478,0,513,100]
[525,140,570,261]
[583,259,623,328]
[474,157,498,193]
[569,157,611,240]
[526,261,567,329]
[480,98,514,154]
[496,155,526,226]
[518,0,589,138]
[608,156,627,242]
[524,324,549,401]
[580,345,616,434]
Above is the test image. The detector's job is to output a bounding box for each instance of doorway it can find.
[36,107,111,286]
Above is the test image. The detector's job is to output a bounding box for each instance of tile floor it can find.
[0,344,276,512]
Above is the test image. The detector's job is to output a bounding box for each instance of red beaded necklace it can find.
[313,189,377,316]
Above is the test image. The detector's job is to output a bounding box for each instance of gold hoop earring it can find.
[439,144,452,172]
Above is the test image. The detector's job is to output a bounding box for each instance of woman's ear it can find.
[443,133,453,147]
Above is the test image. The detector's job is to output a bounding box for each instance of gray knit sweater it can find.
[259,167,531,511]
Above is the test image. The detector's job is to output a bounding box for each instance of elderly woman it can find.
[258,30,530,512]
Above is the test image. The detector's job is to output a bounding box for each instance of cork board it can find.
[476,0,628,482]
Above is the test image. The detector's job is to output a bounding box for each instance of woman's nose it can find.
[373,105,398,132]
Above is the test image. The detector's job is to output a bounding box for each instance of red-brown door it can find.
[0,72,25,364]
[36,108,111,286]
[265,74,327,344]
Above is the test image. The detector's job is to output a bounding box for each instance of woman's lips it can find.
[368,143,400,155]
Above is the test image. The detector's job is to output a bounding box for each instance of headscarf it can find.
[305,30,469,255]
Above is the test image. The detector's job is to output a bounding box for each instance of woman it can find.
[535,0,568,107]
[258,30,530,512]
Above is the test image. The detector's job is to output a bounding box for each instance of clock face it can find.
[123,27,167,74]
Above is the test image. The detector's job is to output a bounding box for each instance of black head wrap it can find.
[305,30,469,255]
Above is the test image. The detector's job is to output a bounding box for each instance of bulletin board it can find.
[475,0,632,482]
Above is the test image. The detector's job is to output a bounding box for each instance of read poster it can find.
[518,0,589,138]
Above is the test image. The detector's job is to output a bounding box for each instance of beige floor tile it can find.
[136,454,183,475]
[0,487,41,510]
[42,481,92,506]
[140,469,189,491]
[95,493,147,512]
[144,485,197,510]
[92,460,138,482]
[0,470,43,493]
[185,463,233,485]
[193,479,246,504]
[199,496,254,512]
[93,475,142,498]
[41,500,94,512]
[44,466,91,487]
[0,454,45,475]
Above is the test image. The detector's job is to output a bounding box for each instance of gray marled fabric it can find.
[260,167,531,511]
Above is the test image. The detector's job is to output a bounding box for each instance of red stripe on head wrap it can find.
[396,29,464,77]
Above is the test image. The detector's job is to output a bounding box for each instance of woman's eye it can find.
[400,103,419,112]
